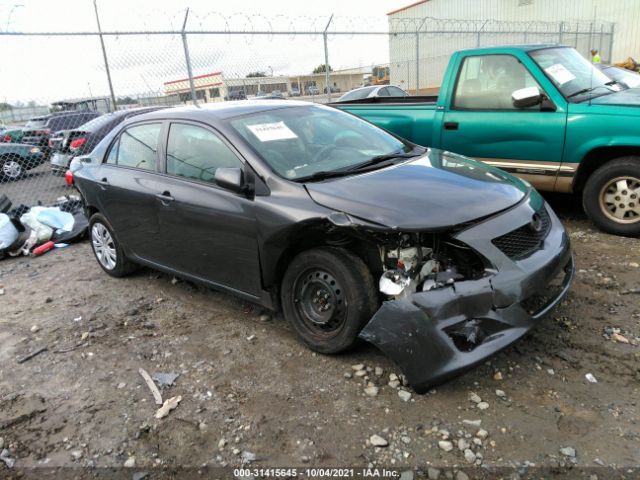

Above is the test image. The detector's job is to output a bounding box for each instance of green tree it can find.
[313,64,332,74]
[246,71,267,78]
[0,102,12,111]
[117,96,135,105]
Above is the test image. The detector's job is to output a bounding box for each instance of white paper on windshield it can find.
[247,121,298,142]
[545,63,576,85]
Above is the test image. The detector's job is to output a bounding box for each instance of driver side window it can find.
[166,123,243,184]
[453,55,540,110]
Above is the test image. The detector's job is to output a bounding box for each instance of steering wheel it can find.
[311,144,342,164]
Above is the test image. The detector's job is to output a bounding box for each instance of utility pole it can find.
[323,14,333,102]
[93,0,117,111]
[181,8,198,105]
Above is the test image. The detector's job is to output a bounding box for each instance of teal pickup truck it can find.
[335,44,640,236]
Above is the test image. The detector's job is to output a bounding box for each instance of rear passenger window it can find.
[114,123,161,170]
[166,123,242,183]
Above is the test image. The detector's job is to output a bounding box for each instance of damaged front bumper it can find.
[359,196,575,393]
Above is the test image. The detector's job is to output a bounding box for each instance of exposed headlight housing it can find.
[30,147,40,153]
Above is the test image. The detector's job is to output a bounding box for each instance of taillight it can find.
[69,137,87,152]
[49,139,54,147]
[2,135,10,142]
[65,170,74,186]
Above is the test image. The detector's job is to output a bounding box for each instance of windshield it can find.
[230,105,412,180]
[603,66,640,89]
[25,118,47,129]
[530,47,617,102]
[339,87,376,101]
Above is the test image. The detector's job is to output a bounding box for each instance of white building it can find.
[388,0,640,93]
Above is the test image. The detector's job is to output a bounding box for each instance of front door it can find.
[154,121,261,296]
[440,54,567,191]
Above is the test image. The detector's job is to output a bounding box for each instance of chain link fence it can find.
[0,11,615,208]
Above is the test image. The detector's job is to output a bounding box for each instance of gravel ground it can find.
[0,194,638,479]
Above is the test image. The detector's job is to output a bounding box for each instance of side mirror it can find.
[215,167,244,193]
[512,86,542,109]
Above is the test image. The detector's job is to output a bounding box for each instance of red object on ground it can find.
[32,241,55,256]
[65,170,74,185]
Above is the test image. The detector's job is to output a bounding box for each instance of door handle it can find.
[155,191,174,203]
[97,177,109,188]
[444,121,459,131]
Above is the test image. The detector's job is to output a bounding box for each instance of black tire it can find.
[281,247,378,354]
[0,156,24,181]
[88,213,138,277]
[583,157,640,236]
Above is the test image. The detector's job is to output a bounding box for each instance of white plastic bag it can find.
[0,213,19,249]
[36,207,74,232]
[20,207,53,243]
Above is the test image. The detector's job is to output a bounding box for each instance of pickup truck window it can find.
[453,54,539,110]
[530,47,617,102]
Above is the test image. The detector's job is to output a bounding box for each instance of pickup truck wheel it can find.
[583,157,640,236]
[281,247,378,354]
[89,213,138,277]
[0,157,23,180]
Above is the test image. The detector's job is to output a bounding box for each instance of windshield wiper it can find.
[566,85,612,99]
[295,169,356,182]
[345,149,424,172]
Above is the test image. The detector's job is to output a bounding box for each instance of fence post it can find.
[92,0,117,112]
[416,18,427,95]
[181,8,198,105]
[608,23,615,63]
[323,14,333,102]
[476,20,488,48]
[559,21,564,44]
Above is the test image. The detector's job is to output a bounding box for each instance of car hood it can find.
[590,88,640,106]
[304,149,530,231]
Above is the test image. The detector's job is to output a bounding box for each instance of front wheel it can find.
[281,247,378,354]
[583,157,640,236]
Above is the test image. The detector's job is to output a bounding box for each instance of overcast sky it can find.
[1,0,405,104]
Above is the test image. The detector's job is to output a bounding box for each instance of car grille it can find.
[492,207,551,260]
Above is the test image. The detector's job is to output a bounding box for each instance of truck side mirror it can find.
[512,86,542,109]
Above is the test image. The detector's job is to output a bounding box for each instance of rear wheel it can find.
[281,247,378,354]
[0,157,23,180]
[89,213,138,277]
[583,157,640,236]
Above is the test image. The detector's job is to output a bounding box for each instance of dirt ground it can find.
[0,194,638,479]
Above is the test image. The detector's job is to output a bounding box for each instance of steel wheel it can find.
[2,159,22,179]
[293,268,346,338]
[599,176,640,224]
[91,223,117,270]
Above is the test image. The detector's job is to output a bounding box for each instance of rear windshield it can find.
[25,118,48,129]
[78,113,121,132]
[47,114,99,131]
[339,87,376,101]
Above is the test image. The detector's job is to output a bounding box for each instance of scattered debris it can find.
[0,448,15,468]
[477,401,489,410]
[351,364,364,371]
[154,396,182,419]
[438,440,453,452]
[364,385,379,397]
[427,467,441,480]
[241,451,256,462]
[246,334,256,342]
[369,434,388,447]
[611,333,630,344]
[71,450,83,460]
[218,438,227,449]
[585,373,598,383]
[464,448,476,463]
[493,371,503,380]
[398,390,412,402]
[463,419,481,427]
[16,346,48,364]
[124,456,136,468]
[152,372,180,388]
[476,429,489,440]
[139,368,163,405]
[559,446,576,458]
[30,325,39,333]
[468,392,481,404]
[495,389,506,398]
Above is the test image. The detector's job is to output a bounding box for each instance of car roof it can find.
[123,100,314,124]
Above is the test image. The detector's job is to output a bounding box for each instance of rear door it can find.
[94,122,165,260]
[154,121,261,295]
[440,53,567,191]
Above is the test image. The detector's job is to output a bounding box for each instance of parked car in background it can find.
[598,64,640,89]
[49,107,165,175]
[22,111,101,155]
[0,143,45,180]
[289,87,301,97]
[335,44,640,236]
[323,86,341,94]
[337,85,408,102]
[73,101,573,392]
[270,90,284,99]
[305,85,320,95]
[255,90,268,98]
[0,125,24,143]
[225,90,247,101]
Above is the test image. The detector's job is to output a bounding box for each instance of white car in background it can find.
[337,85,408,102]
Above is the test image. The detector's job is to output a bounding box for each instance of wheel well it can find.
[574,147,640,192]
[84,205,99,219]
[271,224,381,291]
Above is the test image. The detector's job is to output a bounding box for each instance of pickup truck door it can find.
[439,53,568,192]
